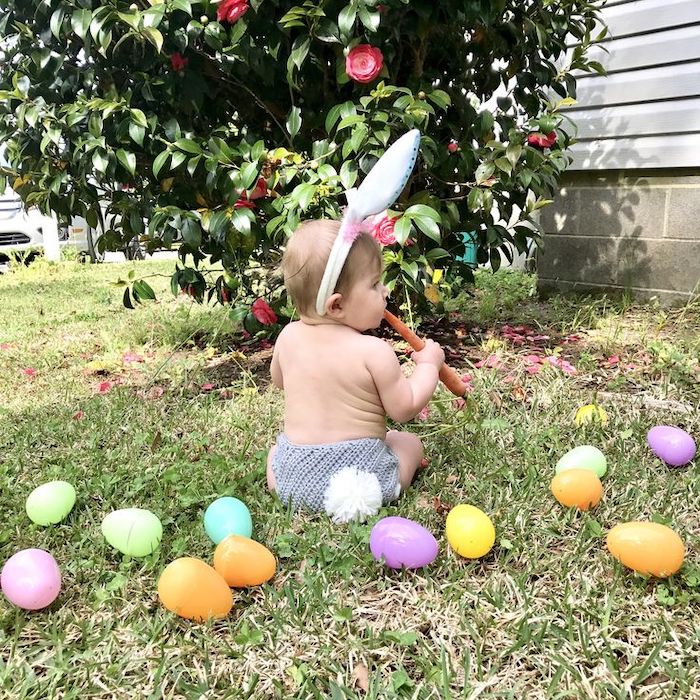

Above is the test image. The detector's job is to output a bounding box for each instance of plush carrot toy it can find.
[383,310,468,397]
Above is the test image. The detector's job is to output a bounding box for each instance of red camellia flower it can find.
[217,0,249,24]
[252,299,277,325]
[369,214,397,246]
[447,141,459,153]
[527,131,557,149]
[249,177,268,200]
[234,192,256,209]
[170,53,188,71]
[346,44,383,84]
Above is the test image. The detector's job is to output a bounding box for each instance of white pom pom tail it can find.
[323,468,383,523]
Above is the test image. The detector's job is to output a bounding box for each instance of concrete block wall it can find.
[537,172,700,305]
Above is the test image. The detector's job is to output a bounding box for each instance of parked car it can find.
[0,186,103,262]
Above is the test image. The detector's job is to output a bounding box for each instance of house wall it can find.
[538,0,700,302]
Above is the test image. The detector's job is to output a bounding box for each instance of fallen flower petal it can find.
[525,365,542,374]
[72,410,85,420]
[201,383,215,391]
[97,381,112,394]
[21,367,37,377]
[416,405,431,421]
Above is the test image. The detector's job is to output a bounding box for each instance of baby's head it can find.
[282,219,387,329]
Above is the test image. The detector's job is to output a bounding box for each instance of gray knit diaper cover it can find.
[272,434,401,522]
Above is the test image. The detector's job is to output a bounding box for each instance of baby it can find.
[266,219,445,522]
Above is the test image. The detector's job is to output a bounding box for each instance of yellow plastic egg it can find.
[550,469,602,510]
[445,504,495,559]
[213,535,276,587]
[157,557,233,621]
[607,522,684,578]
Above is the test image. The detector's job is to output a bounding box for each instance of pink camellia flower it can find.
[416,405,431,421]
[251,298,277,325]
[22,367,37,377]
[122,351,144,364]
[170,53,188,71]
[249,177,268,200]
[527,131,557,149]
[368,213,397,246]
[217,0,249,23]
[447,141,459,153]
[346,44,383,84]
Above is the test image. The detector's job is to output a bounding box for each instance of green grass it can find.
[1,261,699,699]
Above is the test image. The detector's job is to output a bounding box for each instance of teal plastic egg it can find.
[26,481,76,525]
[101,508,163,557]
[555,445,607,478]
[204,497,252,544]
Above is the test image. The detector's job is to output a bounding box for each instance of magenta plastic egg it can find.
[369,516,438,569]
[647,426,696,467]
[1,548,61,610]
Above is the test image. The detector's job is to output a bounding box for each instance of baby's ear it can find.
[324,292,344,318]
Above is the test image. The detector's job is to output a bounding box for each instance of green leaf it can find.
[495,157,512,175]
[358,6,380,32]
[239,161,259,190]
[142,26,164,53]
[130,108,148,128]
[413,216,441,242]
[336,114,365,131]
[50,8,65,39]
[474,162,495,185]
[339,160,357,190]
[286,106,302,139]
[152,150,171,178]
[290,36,310,70]
[394,216,412,245]
[428,89,451,110]
[296,183,317,211]
[132,280,156,300]
[123,287,135,309]
[174,138,201,154]
[467,188,483,212]
[506,143,522,168]
[116,149,136,176]
[325,104,343,133]
[181,218,201,247]
[338,5,356,36]
[71,9,92,41]
[129,122,145,146]
[92,150,109,174]
[404,204,441,223]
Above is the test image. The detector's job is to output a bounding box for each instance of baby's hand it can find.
[412,339,445,368]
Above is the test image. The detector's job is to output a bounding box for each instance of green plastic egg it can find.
[101,508,163,557]
[555,445,607,478]
[26,481,76,525]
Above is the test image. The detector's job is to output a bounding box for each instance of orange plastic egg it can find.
[550,468,602,510]
[213,535,276,587]
[607,522,684,577]
[157,557,233,620]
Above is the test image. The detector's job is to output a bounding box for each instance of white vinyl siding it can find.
[566,0,700,170]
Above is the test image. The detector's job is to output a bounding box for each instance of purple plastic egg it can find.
[1,548,61,610]
[647,425,696,467]
[369,516,438,569]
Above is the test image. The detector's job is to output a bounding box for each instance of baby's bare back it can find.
[275,321,386,444]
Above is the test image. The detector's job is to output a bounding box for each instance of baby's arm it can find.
[367,337,444,422]
[270,332,284,389]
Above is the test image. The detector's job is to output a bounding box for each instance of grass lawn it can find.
[0,258,699,699]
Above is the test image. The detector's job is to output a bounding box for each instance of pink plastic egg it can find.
[647,426,696,467]
[369,516,438,569]
[1,548,61,610]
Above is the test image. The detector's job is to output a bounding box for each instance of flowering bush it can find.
[0,0,604,324]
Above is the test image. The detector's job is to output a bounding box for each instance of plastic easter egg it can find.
[574,404,608,426]
[158,557,233,621]
[101,508,163,557]
[647,426,696,467]
[550,469,603,511]
[607,522,684,577]
[445,505,495,559]
[369,516,439,570]
[555,445,607,477]
[204,497,252,544]
[1,548,61,610]
[213,535,277,587]
[26,480,76,525]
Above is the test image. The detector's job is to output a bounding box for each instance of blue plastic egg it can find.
[204,497,252,544]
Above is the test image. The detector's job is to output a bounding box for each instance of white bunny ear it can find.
[315,129,421,316]
[352,129,421,219]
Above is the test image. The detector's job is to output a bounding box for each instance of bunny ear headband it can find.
[315,129,421,316]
